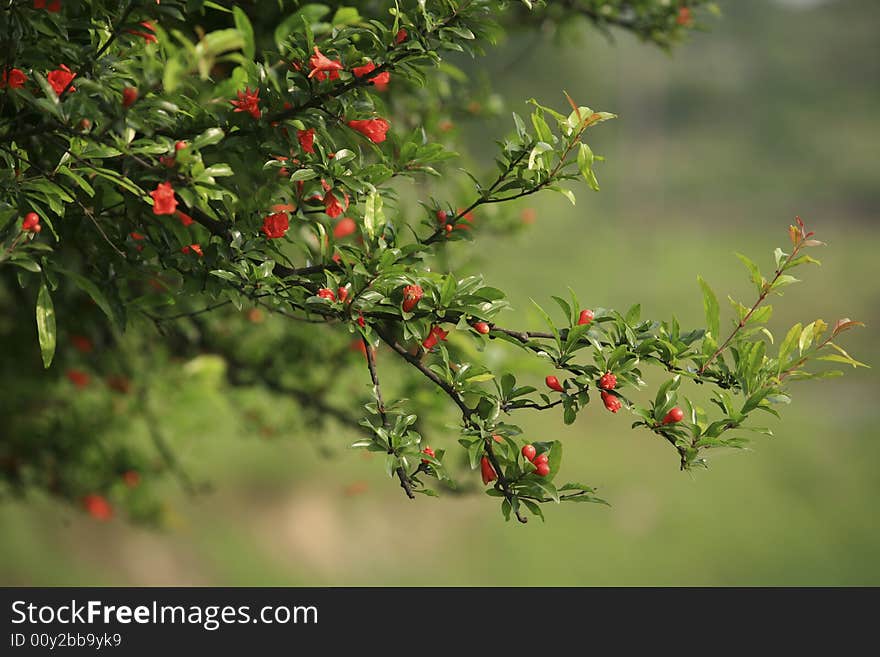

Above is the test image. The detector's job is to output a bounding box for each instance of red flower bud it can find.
[181,243,202,257]
[66,369,90,388]
[601,390,622,413]
[545,375,564,393]
[402,284,423,313]
[444,224,453,234]
[533,453,549,466]
[317,288,336,302]
[422,325,448,350]
[521,444,536,462]
[534,462,550,477]
[357,313,365,328]
[492,434,504,443]
[480,455,497,485]
[175,210,194,227]
[577,308,594,325]
[436,209,448,224]
[333,217,357,239]
[421,446,435,464]
[338,286,349,303]
[662,407,684,425]
[175,140,187,152]
[395,28,408,44]
[122,86,138,107]
[82,494,113,521]
[472,321,490,335]
[676,7,693,27]
[598,372,617,390]
[122,470,140,488]
[70,334,93,353]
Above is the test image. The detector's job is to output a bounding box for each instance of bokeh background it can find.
[2,0,878,585]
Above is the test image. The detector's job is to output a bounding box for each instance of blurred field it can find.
[1,0,878,585]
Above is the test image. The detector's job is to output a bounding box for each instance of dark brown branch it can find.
[362,335,415,500]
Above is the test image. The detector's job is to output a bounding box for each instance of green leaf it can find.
[35,281,56,368]
[233,6,255,58]
[736,252,763,293]
[697,276,720,339]
[192,128,225,149]
[56,268,123,332]
[363,191,384,241]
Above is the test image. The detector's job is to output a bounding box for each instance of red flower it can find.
[395,28,408,44]
[47,64,75,95]
[21,212,41,233]
[421,446,436,464]
[676,7,693,27]
[122,86,138,108]
[0,68,26,89]
[422,325,448,350]
[601,390,622,414]
[357,313,365,328]
[323,190,349,218]
[129,231,145,241]
[480,456,497,485]
[352,61,390,92]
[577,308,594,325]
[127,21,158,44]
[70,334,93,353]
[347,118,390,143]
[402,284,423,313]
[82,494,113,521]
[175,210,194,226]
[317,288,336,302]
[545,375,564,393]
[308,46,343,81]
[181,243,203,257]
[598,372,617,390]
[261,212,289,239]
[298,128,316,153]
[66,369,90,388]
[472,321,490,335]
[230,87,261,119]
[333,217,357,239]
[149,181,178,215]
[122,470,141,488]
[662,407,685,425]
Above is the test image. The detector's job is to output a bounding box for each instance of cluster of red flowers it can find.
[21,212,41,233]
[521,444,550,477]
[33,0,61,11]
[352,61,390,92]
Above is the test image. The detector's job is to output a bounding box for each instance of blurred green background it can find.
[2,0,878,585]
